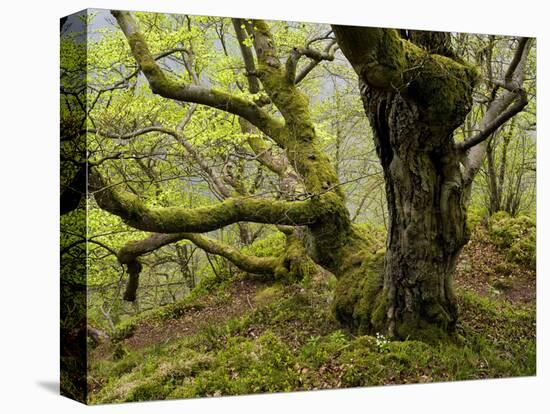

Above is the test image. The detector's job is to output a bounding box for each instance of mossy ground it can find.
[88,225,536,404]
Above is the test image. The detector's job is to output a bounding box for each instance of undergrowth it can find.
[89,272,535,404]
[88,215,535,403]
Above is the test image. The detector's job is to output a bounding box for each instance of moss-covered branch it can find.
[89,170,325,234]
[247,20,342,197]
[184,233,279,275]
[117,232,280,301]
[111,10,285,143]
[332,26,406,89]
[116,230,322,301]
[333,25,478,130]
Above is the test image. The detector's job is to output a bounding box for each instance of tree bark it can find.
[331,26,530,340]
[331,25,479,339]
[360,86,468,338]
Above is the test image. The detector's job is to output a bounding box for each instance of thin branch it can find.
[61,238,119,257]
[505,37,529,85]
[455,89,527,151]
[286,41,338,84]
[90,125,232,198]
[111,10,285,142]
[457,37,532,152]
[232,18,260,94]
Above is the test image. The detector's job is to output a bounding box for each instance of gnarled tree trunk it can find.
[359,86,468,338]
[327,26,477,339]
[331,26,530,340]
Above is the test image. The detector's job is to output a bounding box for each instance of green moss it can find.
[242,231,286,257]
[403,45,477,130]
[112,344,130,361]
[125,380,169,401]
[332,249,385,333]
[377,31,407,78]
[508,233,535,268]
[271,234,317,282]
[352,223,386,250]
[466,205,488,233]
[174,331,299,398]
[487,211,535,269]
[111,321,137,343]
[425,301,452,327]
[355,29,407,89]
[89,282,535,403]
[370,293,389,329]
[306,193,358,272]
[394,314,450,344]
[254,285,284,306]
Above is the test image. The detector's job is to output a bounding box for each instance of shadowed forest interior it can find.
[60,9,536,404]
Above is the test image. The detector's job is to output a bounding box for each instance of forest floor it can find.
[87,231,536,404]
[456,236,535,304]
[114,279,263,352]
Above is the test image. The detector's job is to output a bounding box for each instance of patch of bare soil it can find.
[124,278,265,351]
[90,278,267,361]
[455,237,535,305]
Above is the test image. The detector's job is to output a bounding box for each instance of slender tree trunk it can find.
[486,139,502,214]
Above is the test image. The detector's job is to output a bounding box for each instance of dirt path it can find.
[91,278,266,360]
[123,278,263,350]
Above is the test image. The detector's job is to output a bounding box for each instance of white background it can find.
[0,0,547,412]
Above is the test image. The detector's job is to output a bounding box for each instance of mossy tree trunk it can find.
[332,27,531,339]
[358,86,468,338]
